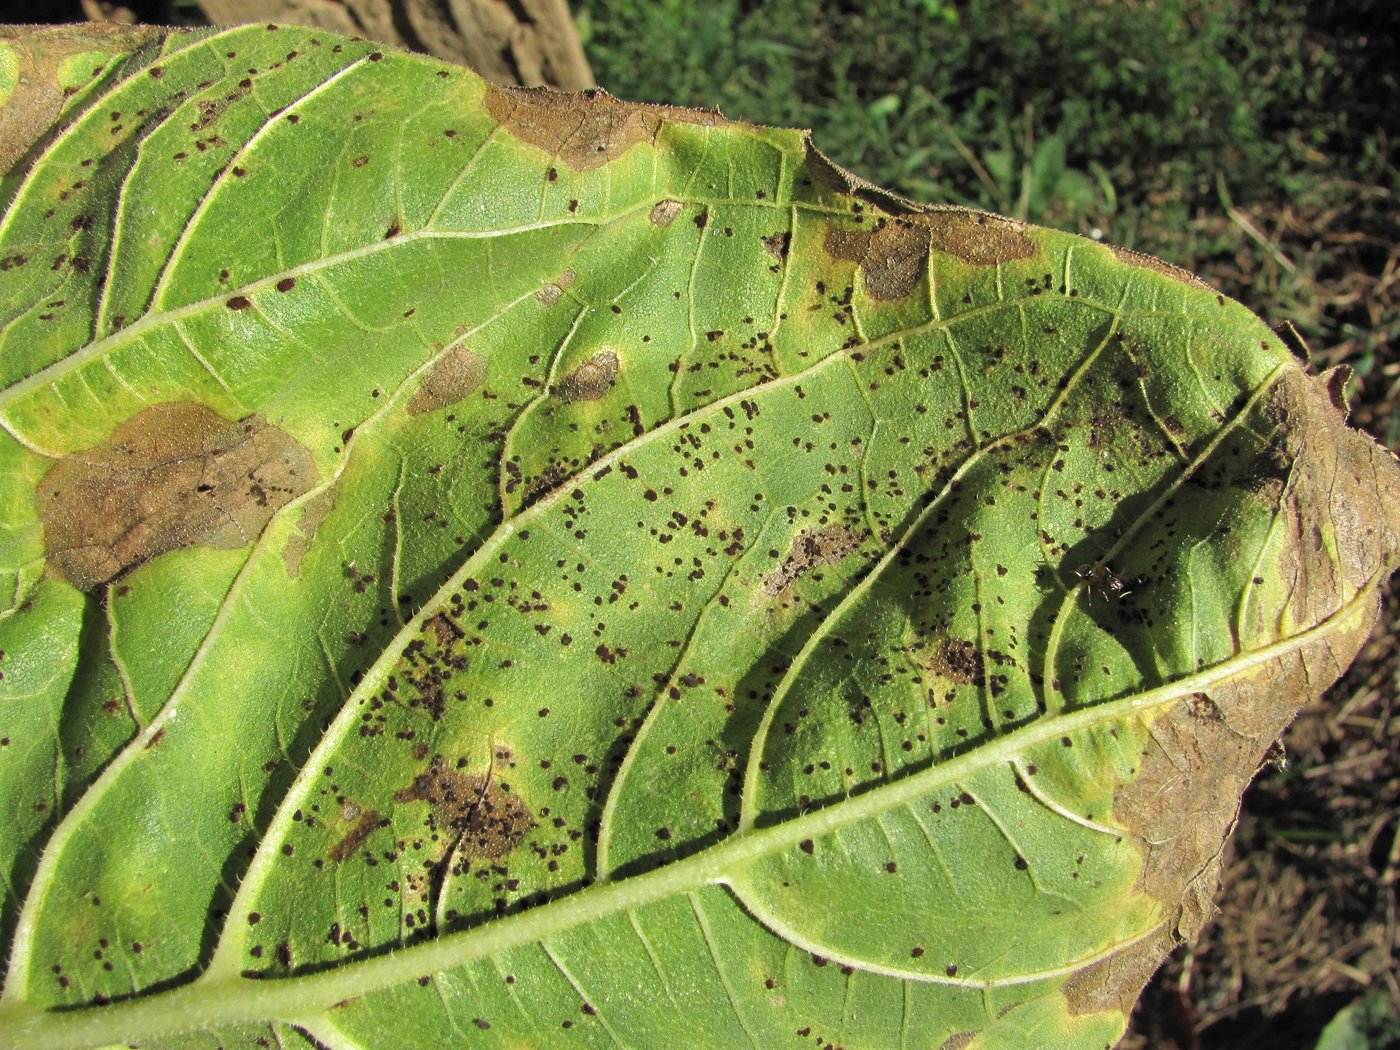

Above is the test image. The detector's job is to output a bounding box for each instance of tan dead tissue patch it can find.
[825,209,1035,300]
[281,486,337,578]
[536,267,577,308]
[554,350,619,403]
[1108,245,1214,292]
[649,200,683,227]
[762,525,864,596]
[928,637,984,686]
[407,345,488,415]
[923,208,1036,266]
[826,222,930,300]
[395,755,533,860]
[484,84,723,171]
[37,402,317,592]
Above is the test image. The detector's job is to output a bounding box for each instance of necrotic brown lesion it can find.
[394,755,533,860]
[553,350,619,403]
[407,345,488,415]
[761,525,865,596]
[36,401,318,591]
[328,809,380,863]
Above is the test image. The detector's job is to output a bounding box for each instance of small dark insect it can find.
[1076,560,1131,601]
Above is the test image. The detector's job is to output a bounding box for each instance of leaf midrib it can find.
[0,578,1374,1050]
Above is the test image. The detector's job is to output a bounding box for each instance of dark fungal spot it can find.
[226,295,251,310]
[407,346,488,415]
[554,350,619,403]
[37,403,318,592]
[276,277,296,292]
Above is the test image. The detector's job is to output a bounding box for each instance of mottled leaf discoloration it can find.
[1064,367,1400,1018]
[0,23,160,174]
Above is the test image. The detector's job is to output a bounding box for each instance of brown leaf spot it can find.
[929,637,984,686]
[1108,244,1214,292]
[407,346,488,416]
[1066,365,1400,1018]
[327,808,379,863]
[923,208,1036,266]
[649,200,683,228]
[37,403,318,591]
[281,486,337,578]
[762,525,865,596]
[483,85,723,171]
[536,268,576,308]
[824,209,1035,300]
[554,350,619,403]
[824,222,924,301]
[395,755,533,860]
